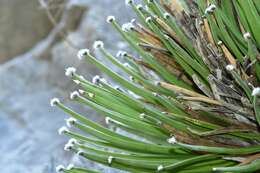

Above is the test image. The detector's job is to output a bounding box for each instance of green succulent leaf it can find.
[52,0,260,172]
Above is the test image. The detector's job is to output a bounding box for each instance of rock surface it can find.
[0,0,138,172]
[0,0,53,63]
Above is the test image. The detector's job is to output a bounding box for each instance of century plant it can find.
[51,0,260,172]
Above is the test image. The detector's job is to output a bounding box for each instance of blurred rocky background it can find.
[0,0,138,172]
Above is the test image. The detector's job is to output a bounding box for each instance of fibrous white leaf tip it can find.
[66,164,74,170]
[77,49,89,60]
[66,117,77,127]
[217,41,223,45]
[64,143,74,151]
[105,117,111,124]
[73,80,80,85]
[226,64,235,71]
[163,12,170,19]
[122,23,134,32]
[65,67,76,77]
[50,98,60,107]
[77,150,84,156]
[129,76,134,81]
[78,89,85,95]
[79,75,85,80]
[70,91,80,100]
[145,16,152,23]
[139,113,146,119]
[155,81,161,86]
[58,126,69,135]
[116,51,127,58]
[92,75,101,84]
[153,92,159,97]
[106,16,115,23]
[56,165,65,172]
[157,165,164,171]
[108,156,114,164]
[167,136,176,144]
[243,32,251,40]
[68,138,78,145]
[93,40,104,49]
[209,4,216,10]
[88,92,95,98]
[136,4,143,10]
[125,0,133,5]
[252,87,260,96]
[131,18,136,23]
[123,63,130,68]
[205,4,216,14]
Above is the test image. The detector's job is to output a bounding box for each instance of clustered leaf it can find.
[52,0,260,172]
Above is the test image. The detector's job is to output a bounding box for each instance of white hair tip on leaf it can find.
[155,81,161,86]
[122,23,134,32]
[106,16,115,23]
[87,92,95,98]
[163,12,170,19]
[66,117,77,127]
[116,51,127,58]
[226,64,235,71]
[139,113,146,119]
[125,0,133,5]
[66,164,74,170]
[145,16,152,23]
[105,117,112,124]
[153,92,159,97]
[136,4,143,10]
[167,136,176,144]
[252,87,260,96]
[157,165,164,171]
[68,138,78,145]
[243,32,251,40]
[77,49,90,60]
[58,126,69,135]
[108,156,114,164]
[64,143,74,151]
[205,4,216,14]
[50,98,60,107]
[131,18,136,23]
[209,4,216,10]
[92,75,101,84]
[77,150,84,156]
[93,40,104,49]
[65,67,76,77]
[78,89,85,95]
[129,76,134,81]
[164,34,170,40]
[79,75,85,80]
[73,80,80,85]
[116,51,122,57]
[217,41,223,45]
[123,63,130,68]
[56,165,65,173]
[70,91,80,100]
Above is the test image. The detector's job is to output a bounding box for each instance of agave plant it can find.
[51,0,260,172]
